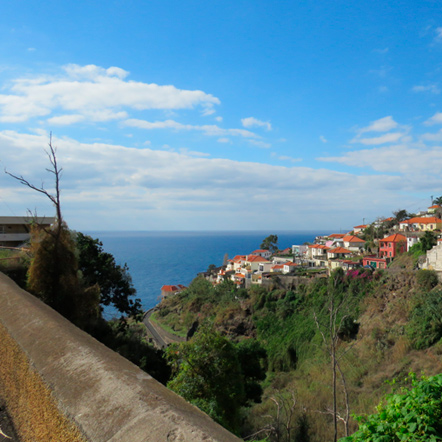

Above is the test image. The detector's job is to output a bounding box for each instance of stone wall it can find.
[0,273,241,442]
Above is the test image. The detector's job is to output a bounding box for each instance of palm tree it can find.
[432,196,442,206]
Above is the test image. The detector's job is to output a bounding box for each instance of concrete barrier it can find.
[0,273,242,442]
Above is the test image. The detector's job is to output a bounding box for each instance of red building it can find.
[379,233,407,259]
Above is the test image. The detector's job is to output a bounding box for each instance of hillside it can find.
[154,261,442,441]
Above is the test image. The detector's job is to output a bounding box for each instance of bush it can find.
[340,373,442,441]
[407,290,442,349]
[416,269,439,291]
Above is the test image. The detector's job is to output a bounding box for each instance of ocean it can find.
[87,231,325,314]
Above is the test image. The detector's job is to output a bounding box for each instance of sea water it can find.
[87,231,325,313]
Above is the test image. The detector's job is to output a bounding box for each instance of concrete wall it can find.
[423,243,442,281]
[0,273,241,442]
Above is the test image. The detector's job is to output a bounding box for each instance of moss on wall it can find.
[0,322,86,442]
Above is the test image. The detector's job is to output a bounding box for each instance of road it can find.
[143,309,167,349]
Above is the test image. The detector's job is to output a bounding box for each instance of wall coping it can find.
[0,273,242,442]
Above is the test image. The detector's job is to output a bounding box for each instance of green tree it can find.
[261,235,279,253]
[166,325,249,433]
[393,209,409,223]
[420,231,437,252]
[75,232,142,321]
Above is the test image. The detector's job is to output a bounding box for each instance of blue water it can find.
[86,231,324,312]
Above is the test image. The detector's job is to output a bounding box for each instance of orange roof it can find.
[233,255,247,262]
[284,262,298,266]
[161,285,180,292]
[353,224,367,229]
[308,244,330,249]
[247,255,270,262]
[342,235,365,243]
[429,205,441,209]
[328,247,352,254]
[380,233,407,243]
[250,249,269,254]
[328,233,346,238]
[272,264,284,269]
[403,216,442,224]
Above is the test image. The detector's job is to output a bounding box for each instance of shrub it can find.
[406,290,442,350]
[340,373,442,441]
[416,269,439,291]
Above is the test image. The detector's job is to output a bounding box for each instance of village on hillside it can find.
[161,203,442,296]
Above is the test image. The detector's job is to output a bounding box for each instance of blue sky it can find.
[1,0,442,231]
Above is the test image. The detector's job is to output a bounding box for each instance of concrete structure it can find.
[0,273,241,442]
[0,216,55,247]
[423,243,442,281]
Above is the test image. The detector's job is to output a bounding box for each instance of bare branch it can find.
[0,426,11,439]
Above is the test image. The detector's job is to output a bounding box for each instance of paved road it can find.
[143,309,167,349]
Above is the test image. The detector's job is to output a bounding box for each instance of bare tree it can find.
[313,268,356,441]
[245,389,301,442]
[4,135,97,324]
[5,133,63,231]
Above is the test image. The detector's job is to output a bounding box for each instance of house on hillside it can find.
[379,233,407,259]
[326,247,352,260]
[363,256,388,270]
[353,225,367,234]
[249,249,272,259]
[306,244,329,267]
[399,216,442,232]
[160,284,186,298]
[246,254,271,272]
[0,216,56,247]
[428,205,442,214]
[342,235,366,252]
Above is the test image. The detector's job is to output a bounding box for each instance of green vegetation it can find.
[165,325,265,434]
[340,374,442,441]
[156,263,442,441]
[261,234,279,253]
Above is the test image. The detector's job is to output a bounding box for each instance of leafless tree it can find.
[5,133,62,232]
[313,269,356,441]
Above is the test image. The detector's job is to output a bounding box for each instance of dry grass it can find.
[0,322,86,442]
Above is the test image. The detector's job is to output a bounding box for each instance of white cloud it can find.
[412,84,440,94]
[217,138,230,143]
[47,114,86,125]
[425,112,442,126]
[354,132,405,145]
[272,153,302,163]
[241,117,272,131]
[319,143,442,178]
[0,64,220,124]
[356,116,399,134]
[319,135,327,143]
[435,27,442,41]
[1,129,417,231]
[351,116,409,145]
[215,116,223,122]
[248,139,271,149]
[123,118,259,138]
